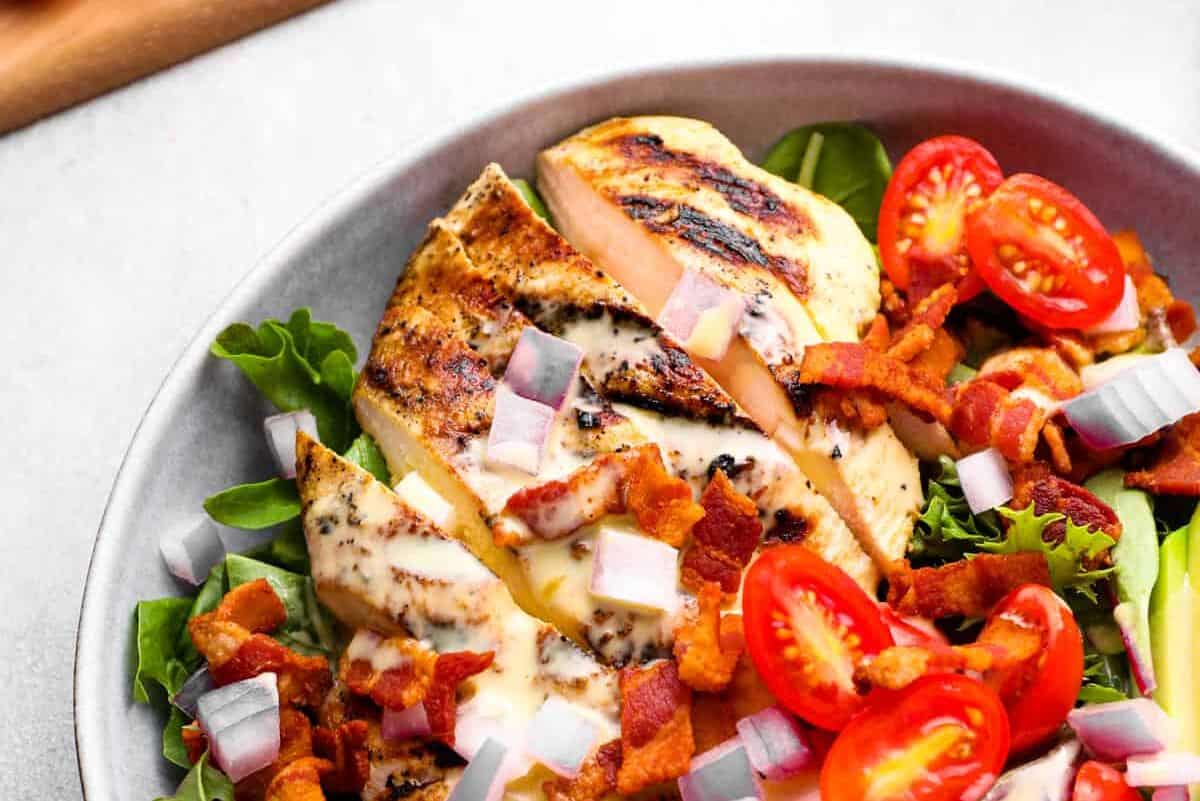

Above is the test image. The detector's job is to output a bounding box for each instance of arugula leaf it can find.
[225,554,334,655]
[512,178,550,221]
[203,478,300,530]
[133,598,193,702]
[910,457,1000,563]
[982,506,1115,601]
[155,752,234,801]
[343,432,392,484]
[761,123,892,241]
[211,308,358,451]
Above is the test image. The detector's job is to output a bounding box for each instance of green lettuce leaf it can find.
[162,707,191,769]
[1079,650,1134,704]
[224,554,334,655]
[909,457,1000,563]
[211,308,358,451]
[133,597,193,702]
[155,752,234,801]
[982,506,1116,602]
[203,478,300,530]
[343,432,391,484]
[512,178,550,221]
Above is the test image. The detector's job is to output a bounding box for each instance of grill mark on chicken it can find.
[612,133,812,235]
[616,194,809,298]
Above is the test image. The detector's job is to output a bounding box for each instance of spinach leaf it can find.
[343,432,392,484]
[133,597,193,702]
[175,562,228,667]
[203,478,300,530]
[211,308,358,451]
[162,707,191,769]
[225,554,334,655]
[761,123,892,241]
[512,178,550,221]
[155,752,234,801]
[260,519,310,574]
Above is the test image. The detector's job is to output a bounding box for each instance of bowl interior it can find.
[75,59,1200,800]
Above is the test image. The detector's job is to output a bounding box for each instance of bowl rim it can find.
[73,54,1200,799]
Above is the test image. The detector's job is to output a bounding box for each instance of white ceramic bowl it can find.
[75,58,1200,800]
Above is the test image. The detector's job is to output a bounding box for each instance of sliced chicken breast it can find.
[537,117,922,571]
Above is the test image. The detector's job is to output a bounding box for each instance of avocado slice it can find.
[1150,508,1199,800]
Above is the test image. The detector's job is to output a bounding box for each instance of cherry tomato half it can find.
[878,135,1004,302]
[820,674,1011,801]
[742,545,893,731]
[977,584,1084,754]
[1072,761,1142,801]
[965,173,1124,329]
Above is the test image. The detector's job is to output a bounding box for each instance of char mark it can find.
[617,195,808,298]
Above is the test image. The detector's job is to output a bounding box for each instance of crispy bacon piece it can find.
[504,444,703,546]
[690,693,739,754]
[887,285,958,362]
[339,635,437,711]
[911,328,966,384]
[950,379,1047,463]
[1042,420,1073,475]
[1012,462,1122,549]
[264,757,332,801]
[1126,414,1200,495]
[543,740,622,801]
[236,708,315,801]
[617,661,694,795]
[1114,229,1197,344]
[680,472,762,595]
[424,650,495,746]
[887,553,1053,620]
[211,634,332,708]
[674,583,745,692]
[979,347,1082,401]
[313,720,369,794]
[214,579,289,633]
[797,342,953,424]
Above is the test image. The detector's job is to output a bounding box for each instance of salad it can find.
[132,116,1200,801]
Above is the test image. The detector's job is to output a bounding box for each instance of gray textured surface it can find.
[3,1,1200,799]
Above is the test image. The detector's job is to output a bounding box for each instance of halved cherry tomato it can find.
[878,135,1004,302]
[742,545,893,730]
[820,674,1011,801]
[976,584,1084,753]
[965,173,1124,329]
[1072,761,1142,801]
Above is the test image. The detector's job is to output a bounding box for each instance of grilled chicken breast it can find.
[296,433,619,801]
[537,116,922,571]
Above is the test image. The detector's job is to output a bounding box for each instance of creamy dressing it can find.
[559,312,666,381]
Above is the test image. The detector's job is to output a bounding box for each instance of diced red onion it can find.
[1152,786,1191,801]
[504,328,583,411]
[486,387,556,474]
[382,703,431,742]
[1086,276,1141,334]
[1063,348,1200,450]
[887,402,960,461]
[956,448,1013,514]
[263,410,318,479]
[394,472,456,530]
[679,739,762,801]
[980,739,1080,801]
[1126,753,1200,787]
[1080,354,1152,392]
[878,604,949,648]
[735,706,814,780]
[196,672,280,782]
[1114,601,1157,695]
[1067,698,1172,761]
[447,737,516,801]
[159,514,226,586]
[525,696,601,778]
[658,270,745,361]
[589,527,680,613]
[171,666,215,719]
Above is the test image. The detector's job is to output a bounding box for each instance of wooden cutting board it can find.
[0,0,332,135]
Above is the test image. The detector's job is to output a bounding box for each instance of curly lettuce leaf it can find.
[983,505,1116,602]
[211,308,358,451]
[910,457,1001,563]
[155,752,234,801]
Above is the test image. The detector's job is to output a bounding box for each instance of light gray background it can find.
[2,0,1197,797]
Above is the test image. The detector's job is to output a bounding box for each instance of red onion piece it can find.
[196,672,280,782]
[658,270,745,360]
[980,739,1080,801]
[447,738,513,801]
[1063,348,1200,449]
[1126,753,1200,787]
[171,666,215,719]
[1086,276,1141,334]
[1067,698,1171,761]
[159,514,226,586]
[735,706,814,780]
[1152,786,1191,801]
[382,703,431,742]
[1114,601,1157,695]
[678,738,761,801]
[879,604,949,648]
[486,387,556,474]
[1080,354,1151,392]
[589,527,680,613]
[263,410,318,479]
[503,328,583,411]
[956,448,1013,514]
[525,696,601,778]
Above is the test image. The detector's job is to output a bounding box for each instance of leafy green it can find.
[203,478,300,530]
[155,752,234,801]
[211,308,358,451]
[513,178,550,221]
[946,363,978,386]
[910,457,1000,563]
[162,707,191,769]
[133,598,193,702]
[761,123,892,241]
[258,519,310,574]
[343,432,391,484]
[225,554,334,655]
[983,506,1115,602]
[1080,651,1134,704]
[175,563,228,664]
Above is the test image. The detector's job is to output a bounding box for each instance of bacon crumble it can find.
[887,553,1053,620]
[617,661,694,794]
[680,471,762,595]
